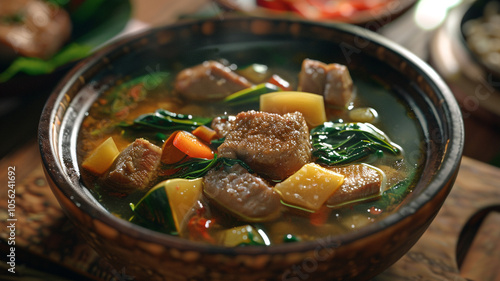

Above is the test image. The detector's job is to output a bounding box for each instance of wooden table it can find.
[1,0,500,280]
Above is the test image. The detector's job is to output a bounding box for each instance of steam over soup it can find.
[78,59,423,246]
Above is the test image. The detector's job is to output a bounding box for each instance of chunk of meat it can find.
[326,164,385,206]
[218,110,311,180]
[210,115,235,138]
[298,59,354,108]
[101,138,161,194]
[0,0,72,60]
[174,61,252,101]
[203,164,281,222]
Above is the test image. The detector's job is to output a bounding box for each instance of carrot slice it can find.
[173,131,214,159]
[161,131,186,164]
[192,125,218,143]
[267,74,292,91]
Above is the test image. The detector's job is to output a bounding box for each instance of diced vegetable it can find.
[274,163,344,211]
[130,178,203,234]
[349,107,378,123]
[192,125,218,143]
[81,137,119,175]
[130,182,176,234]
[260,91,327,127]
[223,83,280,106]
[267,74,292,91]
[237,63,269,83]
[161,131,186,164]
[173,131,214,159]
[217,225,269,247]
[309,206,332,226]
[165,178,203,231]
[186,213,216,243]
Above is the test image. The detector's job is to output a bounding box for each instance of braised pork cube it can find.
[203,164,281,222]
[0,0,71,60]
[174,61,252,101]
[101,138,161,194]
[210,115,235,138]
[298,59,354,108]
[218,110,311,180]
[326,164,386,206]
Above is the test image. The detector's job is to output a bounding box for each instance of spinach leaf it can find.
[120,109,212,136]
[311,122,401,166]
[161,155,253,180]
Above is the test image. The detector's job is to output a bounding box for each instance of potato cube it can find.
[274,163,344,211]
[82,137,119,175]
[260,91,327,127]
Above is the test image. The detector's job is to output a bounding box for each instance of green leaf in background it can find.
[0,43,92,82]
[0,0,131,82]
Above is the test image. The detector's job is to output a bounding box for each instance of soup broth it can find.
[78,57,423,246]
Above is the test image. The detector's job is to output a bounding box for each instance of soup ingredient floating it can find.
[79,58,412,246]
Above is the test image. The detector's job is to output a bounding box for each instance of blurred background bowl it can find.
[214,0,417,29]
[430,0,500,166]
[39,16,463,281]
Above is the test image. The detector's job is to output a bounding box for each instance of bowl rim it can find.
[39,16,464,255]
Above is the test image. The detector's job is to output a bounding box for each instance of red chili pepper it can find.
[187,209,216,243]
[310,206,331,226]
[369,206,383,215]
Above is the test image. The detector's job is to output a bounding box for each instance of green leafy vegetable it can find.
[162,154,253,180]
[218,225,269,246]
[0,43,92,82]
[0,0,131,81]
[120,109,212,137]
[311,122,401,166]
[223,83,280,106]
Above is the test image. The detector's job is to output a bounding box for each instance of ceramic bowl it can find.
[429,0,500,164]
[214,0,417,29]
[39,17,464,281]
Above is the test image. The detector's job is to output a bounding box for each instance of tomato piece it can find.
[256,0,290,11]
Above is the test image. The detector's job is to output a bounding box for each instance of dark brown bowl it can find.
[39,17,464,281]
